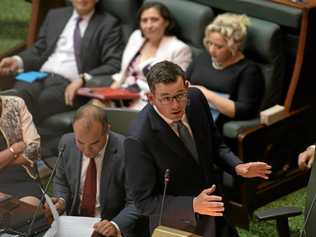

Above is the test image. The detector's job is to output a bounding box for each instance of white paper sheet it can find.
[44,216,101,237]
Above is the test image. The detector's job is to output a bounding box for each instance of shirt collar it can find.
[72,9,95,22]
[153,105,188,126]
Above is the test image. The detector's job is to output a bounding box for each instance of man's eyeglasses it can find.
[157,92,188,105]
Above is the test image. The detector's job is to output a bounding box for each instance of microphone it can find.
[25,144,66,237]
[158,169,170,225]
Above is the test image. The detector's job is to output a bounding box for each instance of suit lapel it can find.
[99,133,117,213]
[48,9,73,55]
[80,12,99,72]
[70,141,83,215]
[148,105,199,165]
[186,91,214,183]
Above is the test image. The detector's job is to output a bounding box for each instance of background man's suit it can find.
[15,6,123,120]
[125,88,241,237]
[54,131,141,237]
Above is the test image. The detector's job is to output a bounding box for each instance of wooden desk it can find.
[269,0,316,111]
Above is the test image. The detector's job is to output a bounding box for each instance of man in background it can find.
[0,0,123,122]
[50,103,145,237]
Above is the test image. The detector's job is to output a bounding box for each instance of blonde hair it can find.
[203,13,250,55]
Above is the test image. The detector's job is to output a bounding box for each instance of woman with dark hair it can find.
[110,1,192,109]
[0,96,41,206]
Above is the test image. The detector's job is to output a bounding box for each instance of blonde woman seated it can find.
[0,96,41,206]
[111,2,192,110]
[187,13,264,126]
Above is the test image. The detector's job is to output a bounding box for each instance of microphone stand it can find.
[25,144,66,237]
[158,169,170,225]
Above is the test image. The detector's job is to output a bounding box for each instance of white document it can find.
[44,216,101,237]
[42,192,100,237]
[42,193,59,237]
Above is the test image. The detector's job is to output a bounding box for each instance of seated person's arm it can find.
[0,141,25,169]
[12,98,40,168]
[0,57,20,76]
[190,63,263,119]
[298,145,315,170]
[191,84,236,118]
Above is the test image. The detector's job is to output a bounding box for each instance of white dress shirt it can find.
[15,10,94,81]
[40,10,94,81]
[153,106,193,137]
[79,135,121,236]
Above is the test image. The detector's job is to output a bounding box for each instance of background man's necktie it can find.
[73,17,82,73]
[175,121,199,162]
[80,157,97,217]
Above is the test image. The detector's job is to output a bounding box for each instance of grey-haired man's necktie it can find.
[73,17,82,73]
[175,121,199,162]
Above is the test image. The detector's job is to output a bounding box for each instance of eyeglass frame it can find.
[156,91,189,105]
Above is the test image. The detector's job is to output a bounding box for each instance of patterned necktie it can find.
[73,17,82,73]
[80,158,97,217]
[175,121,199,162]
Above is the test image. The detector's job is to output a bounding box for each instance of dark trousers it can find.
[13,74,86,123]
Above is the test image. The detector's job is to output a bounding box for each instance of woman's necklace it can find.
[212,61,225,70]
[212,53,245,70]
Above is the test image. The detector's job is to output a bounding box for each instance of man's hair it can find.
[137,2,176,36]
[73,102,109,132]
[146,61,186,91]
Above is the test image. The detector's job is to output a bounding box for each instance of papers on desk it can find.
[43,192,100,237]
[44,216,101,237]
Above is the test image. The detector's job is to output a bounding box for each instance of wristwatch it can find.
[80,73,86,87]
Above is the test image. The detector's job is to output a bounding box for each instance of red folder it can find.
[77,87,140,101]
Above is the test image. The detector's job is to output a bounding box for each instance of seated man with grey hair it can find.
[49,103,145,237]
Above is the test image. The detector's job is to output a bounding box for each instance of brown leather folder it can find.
[0,196,50,235]
[77,87,140,101]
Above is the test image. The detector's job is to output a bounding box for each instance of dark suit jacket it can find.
[54,131,142,237]
[19,6,123,77]
[125,88,242,237]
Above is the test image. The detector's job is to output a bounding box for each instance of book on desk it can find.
[77,87,140,101]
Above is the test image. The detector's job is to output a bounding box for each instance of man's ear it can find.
[146,92,154,104]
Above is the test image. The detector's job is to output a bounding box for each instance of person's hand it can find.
[93,220,118,237]
[0,57,19,76]
[64,79,84,106]
[193,185,224,217]
[235,162,272,179]
[10,141,26,154]
[44,197,65,215]
[298,146,315,170]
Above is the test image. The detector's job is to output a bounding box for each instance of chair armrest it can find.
[255,207,302,221]
[222,118,260,139]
